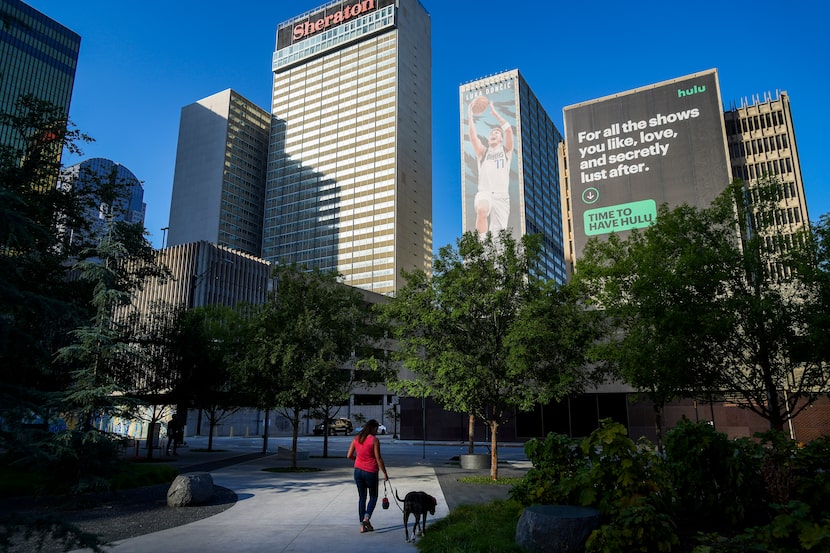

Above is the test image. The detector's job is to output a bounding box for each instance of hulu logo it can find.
[677,85,706,98]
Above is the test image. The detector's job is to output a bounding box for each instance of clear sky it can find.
[26,0,829,252]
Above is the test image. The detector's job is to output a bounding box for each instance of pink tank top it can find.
[353,434,378,473]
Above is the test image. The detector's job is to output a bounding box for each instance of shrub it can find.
[511,419,678,553]
[664,419,766,527]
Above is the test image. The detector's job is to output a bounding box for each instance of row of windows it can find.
[276,38,396,93]
[732,158,794,182]
[726,108,787,135]
[729,134,790,159]
[751,206,802,230]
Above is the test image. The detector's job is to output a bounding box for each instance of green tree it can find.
[0,96,95,433]
[574,179,830,435]
[239,264,372,467]
[574,201,736,450]
[54,161,165,423]
[380,231,603,479]
[169,304,248,451]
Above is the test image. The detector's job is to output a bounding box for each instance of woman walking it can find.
[347,419,389,533]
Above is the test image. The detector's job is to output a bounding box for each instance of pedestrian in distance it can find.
[166,413,183,455]
[347,419,389,533]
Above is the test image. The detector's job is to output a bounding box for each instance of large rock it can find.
[166,472,215,507]
[515,505,600,553]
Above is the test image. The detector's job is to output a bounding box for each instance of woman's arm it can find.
[373,439,388,480]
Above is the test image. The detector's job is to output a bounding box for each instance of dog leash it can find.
[384,479,404,513]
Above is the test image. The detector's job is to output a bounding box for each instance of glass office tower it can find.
[263,0,432,295]
[59,158,146,246]
[0,0,80,152]
[460,69,567,283]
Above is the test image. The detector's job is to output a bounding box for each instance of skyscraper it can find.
[0,0,80,151]
[263,0,432,295]
[167,89,271,256]
[460,69,567,282]
[59,157,146,246]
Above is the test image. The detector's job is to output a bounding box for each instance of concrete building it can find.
[460,69,567,282]
[0,0,80,154]
[724,90,809,280]
[167,89,271,256]
[263,0,432,295]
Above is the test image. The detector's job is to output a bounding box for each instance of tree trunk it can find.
[468,414,475,454]
[489,420,499,481]
[653,402,664,457]
[261,408,270,454]
[291,409,301,468]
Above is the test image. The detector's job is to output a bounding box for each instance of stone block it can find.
[166,472,215,507]
[515,504,600,553]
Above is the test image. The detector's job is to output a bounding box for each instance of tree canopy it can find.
[574,179,830,435]
[380,231,604,479]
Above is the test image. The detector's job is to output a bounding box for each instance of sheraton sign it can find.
[293,0,378,41]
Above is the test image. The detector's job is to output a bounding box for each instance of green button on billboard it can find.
[584,199,657,236]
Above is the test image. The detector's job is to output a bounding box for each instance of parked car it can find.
[354,424,386,435]
[313,417,353,436]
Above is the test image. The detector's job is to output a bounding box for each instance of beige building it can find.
[263,0,432,295]
[724,91,810,279]
[167,90,271,257]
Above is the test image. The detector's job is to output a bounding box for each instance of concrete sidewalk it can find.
[87,436,529,553]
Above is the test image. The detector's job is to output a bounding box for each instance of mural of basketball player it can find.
[467,99,514,240]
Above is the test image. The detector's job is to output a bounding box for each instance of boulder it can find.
[166,472,215,507]
[515,504,600,553]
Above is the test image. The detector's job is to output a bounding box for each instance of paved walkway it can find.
[85,435,530,553]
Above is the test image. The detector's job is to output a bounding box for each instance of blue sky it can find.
[26,0,829,252]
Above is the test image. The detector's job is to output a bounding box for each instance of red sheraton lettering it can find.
[293,0,376,41]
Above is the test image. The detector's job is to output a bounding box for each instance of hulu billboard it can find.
[563,69,731,260]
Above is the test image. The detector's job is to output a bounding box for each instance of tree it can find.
[380,231,603,479]
[574,179,830,435]
[168,304,247,451]
[239,264,373,467]
[574,201,737,450]
[1,95,95,433]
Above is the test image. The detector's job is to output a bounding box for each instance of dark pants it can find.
[354,468,379,521]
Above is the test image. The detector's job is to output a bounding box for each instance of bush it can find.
[664,419,766,527]
[511,419,678,553]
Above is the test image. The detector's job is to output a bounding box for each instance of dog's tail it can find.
[395,489,405,503]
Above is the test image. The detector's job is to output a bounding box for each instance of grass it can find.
[415,499,530,553]
[457,476,524,486]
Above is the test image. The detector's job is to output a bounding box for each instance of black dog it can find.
[395,490,437,542]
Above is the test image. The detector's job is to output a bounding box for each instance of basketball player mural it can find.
[467,97,515,240]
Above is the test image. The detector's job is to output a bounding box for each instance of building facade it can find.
[460,69,567,282]
[560,68,732,272]
[0,0,80,152]
[263,0,432,295]
[724,91,809,280]
[59,157,146,246]
[167,89,271,257]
